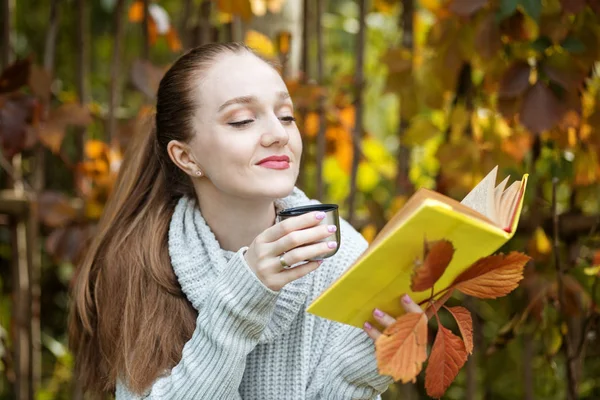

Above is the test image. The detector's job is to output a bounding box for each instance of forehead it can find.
[197,52,288,108]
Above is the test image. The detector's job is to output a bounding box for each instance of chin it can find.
[255,177,296,199]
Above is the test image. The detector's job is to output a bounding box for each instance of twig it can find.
[394,0,414,197]
[315,0,326,201]
[346,0,366,225]
[0,152,34,193]
[552,177,578,400]
[570,276,599,360]
[107,0,126,142]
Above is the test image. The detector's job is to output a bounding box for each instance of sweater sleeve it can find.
[310,321,393,399]
[115,247,279,399]
[306,217,393,399]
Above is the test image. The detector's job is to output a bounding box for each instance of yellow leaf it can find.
[357,161,380,193]
[361,223,377,244]
[574,146,600,186]
[450,103,469,141]
[373,0,397,14]
[403,115,441,146]
[533,227,552,252]
[323,156,350,201]
[245,30,275,59]
[583,265,600,276]
[85,140,108,160]
[217,0,254,21]
[386,195,407,220]
[362,136,396,179]
[85,201,105,220]
[276,30,292,55]
[420,0,447,13]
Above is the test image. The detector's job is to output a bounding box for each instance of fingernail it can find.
[327,241,337,249]
[374,308,384,318]
[327,225,337,233]
[364,322,372,330]
[316,212,326,220]
[402,294,412,304]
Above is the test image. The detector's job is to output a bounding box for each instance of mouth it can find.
[257,160,290,170]
[256,155,291,170]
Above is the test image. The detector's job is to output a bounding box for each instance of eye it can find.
[280,116,296,124]
[228,119,254,127]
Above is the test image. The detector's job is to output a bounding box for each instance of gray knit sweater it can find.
[115,187,392,399]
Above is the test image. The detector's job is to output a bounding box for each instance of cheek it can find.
[290,128,303,155]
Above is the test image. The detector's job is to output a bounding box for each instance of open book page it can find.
[494,176,510,215]
[499,180,521,228]
[460,166,498,222]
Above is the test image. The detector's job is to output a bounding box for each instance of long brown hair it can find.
[68,42,260,396]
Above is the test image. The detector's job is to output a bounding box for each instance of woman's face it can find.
[187,51,302,200]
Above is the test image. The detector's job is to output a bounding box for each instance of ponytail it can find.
[68,119,196,394]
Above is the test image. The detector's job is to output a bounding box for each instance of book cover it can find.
[306,170,529,328]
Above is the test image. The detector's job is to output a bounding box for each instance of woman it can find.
[68,42,422,399]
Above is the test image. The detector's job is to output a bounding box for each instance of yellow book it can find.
[306,166,529,328]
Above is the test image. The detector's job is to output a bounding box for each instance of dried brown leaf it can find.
[445,306,474,354]
[520,82,563,134]
[425,324,468,398]
[375,313,428,383]
[449,0,487,16]
[498,62,530,98]
[0,58,31,94]
[452,252,531,299]
[411,239,455,292]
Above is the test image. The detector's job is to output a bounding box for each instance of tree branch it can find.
[553,177,578,400]
[347,0,366,225]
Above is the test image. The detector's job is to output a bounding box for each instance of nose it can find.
[261,113,289,147]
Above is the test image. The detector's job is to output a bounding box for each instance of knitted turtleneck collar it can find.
[168,186,320,344]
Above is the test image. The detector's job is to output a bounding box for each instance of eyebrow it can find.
[217,91,291,112]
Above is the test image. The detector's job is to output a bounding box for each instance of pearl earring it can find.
[196,171,202,176]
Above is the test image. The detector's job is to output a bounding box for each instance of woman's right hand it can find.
[243,211,338,291]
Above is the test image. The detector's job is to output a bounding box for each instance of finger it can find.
[400,294,424,314]
[261,211,326,243]
[278,259,323,282]
[276,239,337,268]
[271,222,337,256]
[373,308,396,328]
[363,322,382,341]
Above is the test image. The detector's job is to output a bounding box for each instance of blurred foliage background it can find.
[1,0,599,399]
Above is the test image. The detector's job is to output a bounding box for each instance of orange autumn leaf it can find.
[216,0,253,21]
[425,324,468,399]
[128,0,144,22]
[445,306,473,354]
[166,28,182,52]
[411,239,455,292]
[375,313,428,383]
[451,252,531,299]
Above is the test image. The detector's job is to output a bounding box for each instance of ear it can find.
[167,139,202,177]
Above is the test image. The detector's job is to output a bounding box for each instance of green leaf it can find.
[561,36,586,54]
[530,36,552,53]
[519,0,541,22]
[497,0,519,20]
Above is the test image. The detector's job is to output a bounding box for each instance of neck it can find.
[194,184,279,252]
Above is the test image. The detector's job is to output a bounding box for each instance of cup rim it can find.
[277,203,338,216]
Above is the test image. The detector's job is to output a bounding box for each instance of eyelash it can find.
[229,116,296,127]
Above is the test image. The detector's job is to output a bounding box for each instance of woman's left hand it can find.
[363,294,424,341]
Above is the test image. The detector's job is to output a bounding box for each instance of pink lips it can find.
[257,155,290,170]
